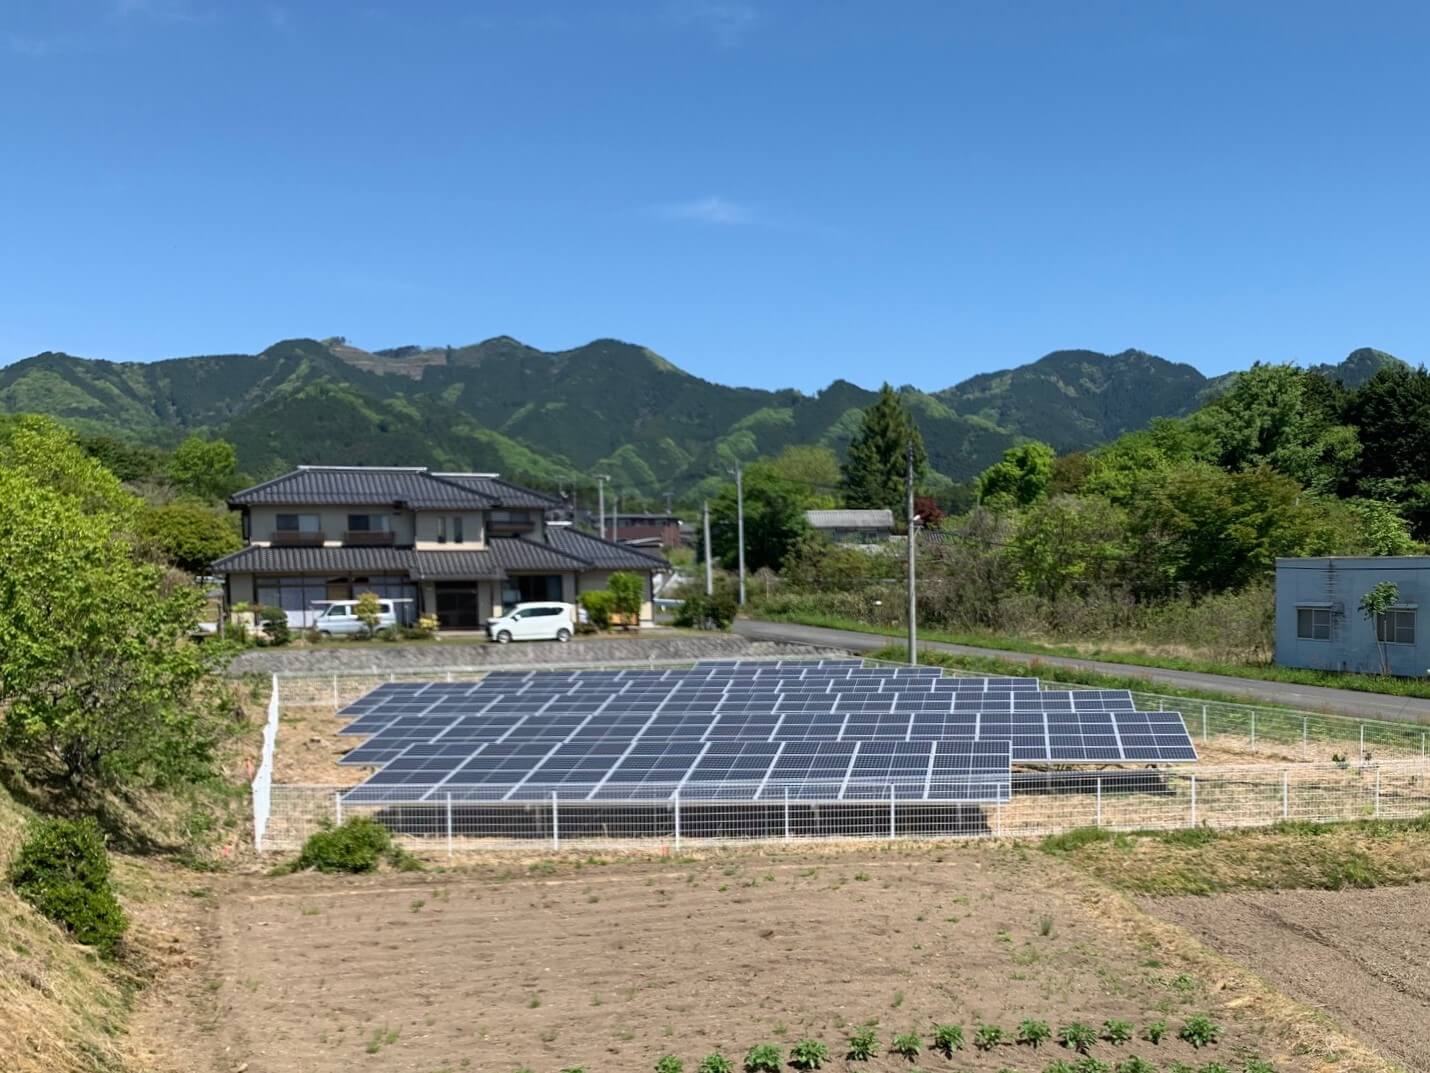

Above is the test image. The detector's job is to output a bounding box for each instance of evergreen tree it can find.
[840,383,926,519]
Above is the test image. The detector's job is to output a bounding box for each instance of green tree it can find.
[1347,364,1430,537]
[168,434,239,502]
[9,817,127,957]
[975,441,1055,507]
[766,445,841,507]
[840,383,927,519]
[0,419,229,787]
[1009,494,1129,601]
[354,591,383,637]
[710,463,810,573]
[1359,580,1401,676]
[608,571,644,624]
[136,502,242,574]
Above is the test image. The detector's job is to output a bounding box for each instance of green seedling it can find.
[933,1024,964,1056]
[889,1032,922,1060]
[788,1039,829,1070]
[1178,1016,1220,1050]
[846,1027,878,1061]
[1019,1019,1053,1048]
[1060,1023,1098,1054]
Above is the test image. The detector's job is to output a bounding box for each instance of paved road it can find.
[734,618,1430,723]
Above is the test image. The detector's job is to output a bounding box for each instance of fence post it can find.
[1189,775,1197,826]
[1302,717,1308,759]
[333,790,343,826]
[1281,770,1289,820]
[888,784,896,840]
[551,791,560,851]
[995,799,1002,839]
[1360,723,1366,759]
[1250,710,1256,747]
[673,790,681,852]
[446,793,454,858]
[332,674,339,711]
[1375,766,1381,817]
[1423,731,1426,758]
[783,787,791,842]
[1095,776,1103,828]
[1201,705,1208,743]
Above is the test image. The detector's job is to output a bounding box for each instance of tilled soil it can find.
[156,845,1312,1073]
[1152,885,1430,1072]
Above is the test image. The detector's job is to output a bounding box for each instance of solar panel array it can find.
[335,659,1196,806]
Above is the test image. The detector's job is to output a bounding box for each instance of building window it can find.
[436,516,447,544]
[275,513,320,532]
[347,514,389,532]
[1296,606,1331,641]
[452,515,464,544]
[491,510,531,524]
[1375,608,1416,646]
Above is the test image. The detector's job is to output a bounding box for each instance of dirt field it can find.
[1152,885,1430,1073]
[138,844,1337,1073]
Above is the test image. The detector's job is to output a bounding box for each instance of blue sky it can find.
[3,0,1428,391]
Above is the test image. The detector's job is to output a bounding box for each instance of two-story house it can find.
[213,466,667,629]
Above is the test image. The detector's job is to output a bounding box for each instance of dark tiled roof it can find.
[211,545,420,574]
[411,550,503,580]
[487,537,592,572]
[229,467,496,509]
[547,527,668,570]
[432,473,565,508]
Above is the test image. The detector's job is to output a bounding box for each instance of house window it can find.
[491,510,531,524]
[275,513,320,533]
[436,516,446,544]
[1375,608,1416,646]
[451,516,464,544]
[347,514,389,532]
[1296,606,1331,641]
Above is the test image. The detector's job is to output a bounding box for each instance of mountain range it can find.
[0,337,1403,497]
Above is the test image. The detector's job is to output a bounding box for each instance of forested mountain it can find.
[0,335,1404,497]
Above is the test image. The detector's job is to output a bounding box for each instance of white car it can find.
[487,602,574,644]
[314,599,399,636]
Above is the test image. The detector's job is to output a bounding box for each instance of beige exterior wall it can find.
[228,572,255,605]
[576,569,655,624]
[246,506,414,546]
[413,510,487,550]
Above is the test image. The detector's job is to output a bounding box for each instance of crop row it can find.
[533,1014,1260,1073]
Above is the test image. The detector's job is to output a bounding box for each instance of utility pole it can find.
[906,440,917,666]
[734,463,747,606]
[702,500,713,596]
[594,474,610,540]
[613,491,620,542]
[664,491,674,514]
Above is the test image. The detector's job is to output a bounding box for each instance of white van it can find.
[486,602,574,644]
[313,599,399,637]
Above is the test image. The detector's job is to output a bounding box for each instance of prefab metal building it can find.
[1275,556,1428,676]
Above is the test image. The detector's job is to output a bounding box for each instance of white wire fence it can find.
[251,656,1430,853]
[259,760,1430,853]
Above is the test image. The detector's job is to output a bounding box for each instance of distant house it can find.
[1275,556,1427,676]
[213,466,667,629]
[612,513,683,549]
[804,508,895,544]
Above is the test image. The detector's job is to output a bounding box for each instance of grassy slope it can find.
[1043,816,1430,895]
[0,786,136,1073]
[756,609,1430,700]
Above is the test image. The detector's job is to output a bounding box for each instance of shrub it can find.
[418,613,439,633]
[8,817,127,958]
[1060,1023,1098,1053]
[889,1032,921,1060]
[354,591,383,637]
[975,1024,1007,1050]
[655,1056,684,1073]
[580,589,616,630]
[673,586,738,630]
[744,1043,782,1073]
[788,1039,829,1069]
[1178,1016,1220,1050]
[609,571,644,625]
[1102,1019,1134,1045]
[1117,1058,1157,1073]
[845,1027,878,1061]
[293,817,413,874]
[933,1023,964,1056]
[698,1054,735,1073]
[1076,1059,1112,1073]
[1019,1019,1053,1048]
[1141,1021,1167,1045]
[255,604,291,645]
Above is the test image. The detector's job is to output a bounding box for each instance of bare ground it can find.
[131,843,1365,1073]
[1151,885,1430,1073]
